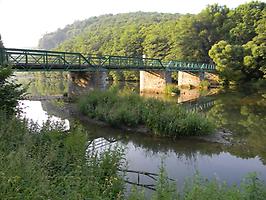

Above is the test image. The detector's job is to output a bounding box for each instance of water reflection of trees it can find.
[85,129,225,163]
[40,87,266,165]
[16,72,68,96]
[80,89,266,165]
[206,90,266,164]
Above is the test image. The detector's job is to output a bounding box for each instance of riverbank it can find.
[42,98,231,145]
[77,88,215,138]
[1,111,266,199]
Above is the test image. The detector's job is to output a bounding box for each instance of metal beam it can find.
[0,48,216,72]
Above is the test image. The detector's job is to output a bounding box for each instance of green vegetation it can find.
[1,67,266,199]
[199,80,211,89]
[208,2,266,84]
[38,1,265,84]
[78,89,214,137]
[129,170,266,200]
[0,66,25,115]
[0,66,126,199]
[1,109,266,199]
[0,34,4,48]
[164,84,180,95]
[15,71,68,96]
[0,112,125,199]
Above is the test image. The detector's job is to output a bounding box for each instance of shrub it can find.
[0,66,25,115]
[199,80,210,89]
[164,84,180,95]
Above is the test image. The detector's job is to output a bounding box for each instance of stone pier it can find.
[140,71,172,93]
[178,71,205,88]
[68,71,107,97]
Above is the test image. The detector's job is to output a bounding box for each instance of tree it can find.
[209,40,245,83]
[143,23,172,59]
[0,67,25,115]
[243,11,266,79]
[0,34,5,65]
[228,1,266,44]
[0,34,4,48]
[209,3,266,83]
[118,25,144,57]
[175,4,230,62]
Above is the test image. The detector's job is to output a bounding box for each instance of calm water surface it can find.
[17,72,266,191]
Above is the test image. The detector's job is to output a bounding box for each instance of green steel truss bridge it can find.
[0,48,215,72]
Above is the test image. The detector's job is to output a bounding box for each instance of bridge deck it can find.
[0,48,215,72]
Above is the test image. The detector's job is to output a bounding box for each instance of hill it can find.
[38,12,181,56]
[38,2,266,83]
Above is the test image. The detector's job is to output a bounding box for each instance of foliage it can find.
[108,70,139,82]
[0,34,4,48]
[0,66,25,115]
[174,4,230,63]
[0,104,266,199]
[164,84,180,95]
[38,2,265,83]
[16,71,68,96]
[209,1,266,84]
[0,112,125,199]
[199,80,210,89]
[182,172,266,200]
[152,164,178,200]
[209,41,245,83]
[128,165,266,200]
[78,89,215,137]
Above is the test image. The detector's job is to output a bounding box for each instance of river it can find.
[16,71,266,192]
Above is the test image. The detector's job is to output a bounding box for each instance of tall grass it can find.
[78,88,215,137]
[128,168,266,200]
[1,111,266,199]
[0,111,125,199]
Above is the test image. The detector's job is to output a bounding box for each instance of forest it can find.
[38,1,266,84]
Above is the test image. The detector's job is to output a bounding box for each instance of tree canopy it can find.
[209,1,266,83]
[38,1,266,83]
[0,34,4,48]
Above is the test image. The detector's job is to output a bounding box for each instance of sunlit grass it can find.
[78,88,215,137]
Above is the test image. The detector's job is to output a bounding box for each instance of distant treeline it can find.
[38,1,266,83]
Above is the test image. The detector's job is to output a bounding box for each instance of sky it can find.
[0,0,258,48]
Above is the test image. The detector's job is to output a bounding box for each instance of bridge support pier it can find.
[140,71,172,93]
[68,71,107,97]
[178,71,205,88]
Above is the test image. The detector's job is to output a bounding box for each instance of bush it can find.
[199,80,210,89]
[0,66,25,115]
[164,84,180,95]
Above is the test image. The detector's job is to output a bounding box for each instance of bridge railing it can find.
[1,48,216,71]
[1,48,93,70]
[87,54,165,69]
[163,60,215,71]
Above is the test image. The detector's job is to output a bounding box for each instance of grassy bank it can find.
[1,112,266,199]
[0,112,125,199]
[78,89,215,137]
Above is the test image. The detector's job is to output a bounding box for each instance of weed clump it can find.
[78,89,215,137]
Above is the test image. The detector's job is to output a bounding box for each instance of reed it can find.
[78,89,215,137]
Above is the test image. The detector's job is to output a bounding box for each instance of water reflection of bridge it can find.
[86,137,175,191]
[182,99,215,112]
[86,137,117,152]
